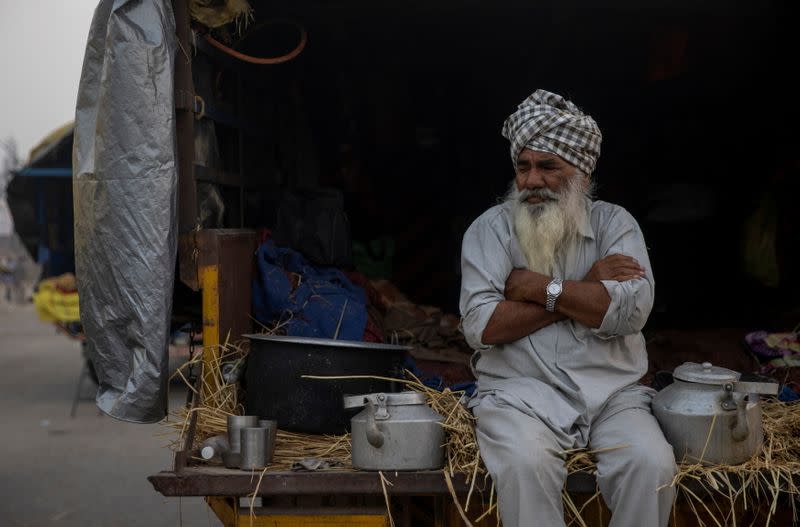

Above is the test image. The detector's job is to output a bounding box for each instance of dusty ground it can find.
[0,303,220,527]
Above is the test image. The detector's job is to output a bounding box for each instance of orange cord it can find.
[203,22,307,65]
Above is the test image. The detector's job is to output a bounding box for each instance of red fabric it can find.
[343,271,386,342]
[362,317,383,343]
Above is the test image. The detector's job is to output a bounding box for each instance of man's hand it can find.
[584,254,645,282]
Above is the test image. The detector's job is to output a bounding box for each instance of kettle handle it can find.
[722,383,751,442]
[365,400,385,448]
[731,381,779,396]
[730,395,750,442]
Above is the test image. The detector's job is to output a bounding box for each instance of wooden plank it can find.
[197,229,256,349]
[240,514,387,527]
[149,467,598,498]
[173,0,197,233]
[172,0,199,292]
[150,469,469,497]
[194,229,256,419]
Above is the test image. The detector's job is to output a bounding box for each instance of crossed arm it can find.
[480,254,645,345]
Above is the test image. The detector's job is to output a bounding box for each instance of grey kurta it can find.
[460,199,652,441]
[460,198,676,527]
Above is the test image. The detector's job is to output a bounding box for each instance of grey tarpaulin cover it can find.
[73,0,177,423]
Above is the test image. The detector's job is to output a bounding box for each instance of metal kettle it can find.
[652,362,778,465]
[344,391,445,471]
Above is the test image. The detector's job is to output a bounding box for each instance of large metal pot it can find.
[243,334,409,434]
[652,362,778,465]
[344,391,445,471]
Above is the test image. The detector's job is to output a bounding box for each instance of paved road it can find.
[0,303,220,526]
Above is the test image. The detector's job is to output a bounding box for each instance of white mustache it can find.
[517,188,560,203]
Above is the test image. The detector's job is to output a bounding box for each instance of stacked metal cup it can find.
[239,419,279,470]
[224,415,258,468]
[258,419,278,464]
[240,427,267,470]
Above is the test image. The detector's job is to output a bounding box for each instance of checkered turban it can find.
[502,89,602,175]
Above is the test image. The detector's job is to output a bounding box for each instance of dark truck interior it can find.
[184,0,799,334]
[9,0,798,384]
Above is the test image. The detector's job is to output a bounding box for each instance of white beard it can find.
[508,174,588,275]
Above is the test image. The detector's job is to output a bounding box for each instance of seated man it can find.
[459,89,676,527]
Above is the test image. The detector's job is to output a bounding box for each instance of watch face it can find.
[547,282,561,295]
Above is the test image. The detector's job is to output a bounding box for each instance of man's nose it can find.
[520,169,545,189]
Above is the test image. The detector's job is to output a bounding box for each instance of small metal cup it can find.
[227,415,259,454]
[225,415,258,468]
[240,427,267,470]
[258,419,278,463]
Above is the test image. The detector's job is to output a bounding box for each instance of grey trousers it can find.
[473,386,677,527]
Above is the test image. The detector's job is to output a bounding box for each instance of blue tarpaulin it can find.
[253,241,367,340]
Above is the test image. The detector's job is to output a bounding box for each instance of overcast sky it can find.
[0,1,98,168]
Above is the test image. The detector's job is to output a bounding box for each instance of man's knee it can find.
[490,442,566,486]
[473,399,568,492]
[624,439,677,482]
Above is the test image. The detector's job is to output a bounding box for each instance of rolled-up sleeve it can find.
[593,209,655,338]
[459,213,513,350]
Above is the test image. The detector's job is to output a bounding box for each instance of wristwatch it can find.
[545,278,563,312]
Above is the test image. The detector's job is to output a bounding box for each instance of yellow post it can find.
[205,497,389,527]
[196,229,255,398]
[200,263,221,395]
[206,497,238,527]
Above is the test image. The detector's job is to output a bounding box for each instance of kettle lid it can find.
[673,361,741,385]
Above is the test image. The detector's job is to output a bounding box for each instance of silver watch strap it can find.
[545,294,557,312]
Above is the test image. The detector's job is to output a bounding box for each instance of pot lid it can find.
[673,361,741,385]
[243,334,412,352]
[343,391,428,409]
